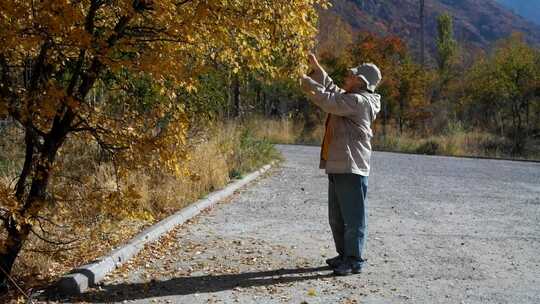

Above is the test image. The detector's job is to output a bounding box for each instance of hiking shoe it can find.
[333,257,364,276]
[325,255,343,268]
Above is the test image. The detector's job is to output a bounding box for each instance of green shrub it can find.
[234,128,281,175]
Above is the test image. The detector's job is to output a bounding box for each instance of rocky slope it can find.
[322,0,540,59]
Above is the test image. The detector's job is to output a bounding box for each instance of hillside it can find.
[320,0,540,60]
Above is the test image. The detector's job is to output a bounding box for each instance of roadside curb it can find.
[55,161,278,295]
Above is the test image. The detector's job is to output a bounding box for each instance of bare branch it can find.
[77,13,133,101]
[176,0,196,6]
[34,215,68,229]
[25,246,78,254]
[69,119,130,152]
[30,226,78,246]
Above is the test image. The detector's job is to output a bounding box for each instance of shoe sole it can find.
[326,258,342,268]
[333,269,362,276]
[326,262,341,268]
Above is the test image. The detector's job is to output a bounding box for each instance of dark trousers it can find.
[328,173,368,259]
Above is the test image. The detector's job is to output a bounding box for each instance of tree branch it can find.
[34,215,68,229]
[28,39,53,92]
[176,0,196,6]
[15,126,38,201]
[0,54,14,101]
[30,226,78,246]
[78,14,133,100]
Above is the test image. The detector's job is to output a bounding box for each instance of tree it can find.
[462,34,540,154]
[349,33,429,135]
[397,58,430,134]
[436,13,457,76]
[0,0,327,290]
[430,12,459,130]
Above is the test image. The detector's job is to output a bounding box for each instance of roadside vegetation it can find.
[247,12,540,161]
[0,0,319,300]
[0,1,539,302]
[0,120,279,300]
[248,117,540,160]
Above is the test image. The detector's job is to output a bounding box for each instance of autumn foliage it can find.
[0,1,539,299]
[0,0,328,291]
[274,12,539,158]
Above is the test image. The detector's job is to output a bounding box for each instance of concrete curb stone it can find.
[56,161,277,295]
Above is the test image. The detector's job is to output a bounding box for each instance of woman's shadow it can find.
[44,266,333,303]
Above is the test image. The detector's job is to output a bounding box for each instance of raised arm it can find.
[301,75,368,117]
[307,53,344,94]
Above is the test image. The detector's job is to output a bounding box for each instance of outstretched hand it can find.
[308,53,319,69]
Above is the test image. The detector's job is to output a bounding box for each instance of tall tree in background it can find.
[397,58,430,134]
[436,13,458,77]
[0,0,327,290]
[431,12,459,130]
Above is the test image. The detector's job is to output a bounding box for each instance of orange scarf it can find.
[321,114,332,160]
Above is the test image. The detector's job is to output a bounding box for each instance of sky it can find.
[496,0,540,25]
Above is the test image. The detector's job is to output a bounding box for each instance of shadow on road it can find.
[45,266,333,303]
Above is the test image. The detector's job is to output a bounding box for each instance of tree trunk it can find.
[525,98,530,139]
[515,102,525,154]
[15,127,36,200]
[499,112,504,138]
[399,98,405,135]
[0,117,69,291]
[382,100,388,137]
[256,85,261,115]
[300,98,315,142]
[509,102,524,155]
[231,75,241,118]
[0,220,30,292]
[263,92,269,117]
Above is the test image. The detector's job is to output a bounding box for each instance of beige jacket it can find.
[301,66,381,176]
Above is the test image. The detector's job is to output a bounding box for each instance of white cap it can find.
[350,63,382,92]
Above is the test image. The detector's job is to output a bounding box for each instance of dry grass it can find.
[246,117,540,160]
[373,128,540,160]
[371,128,513,158]
[0,121,279,300]
[247,117,301,144]
[0,125,24,178]
[246,116,325,145]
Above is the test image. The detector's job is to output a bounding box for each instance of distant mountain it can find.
[496,0,540,25]
[320,0,540,61]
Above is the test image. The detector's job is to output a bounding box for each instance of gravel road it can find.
[57,144,540,304]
